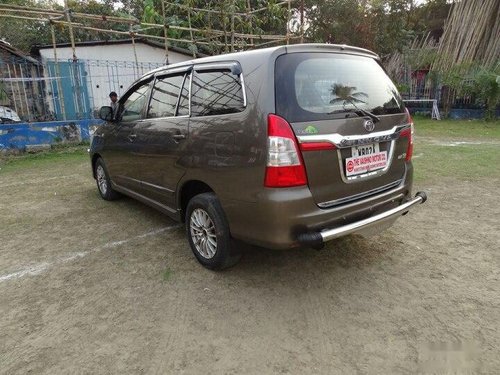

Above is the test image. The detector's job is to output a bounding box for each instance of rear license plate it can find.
[351,143,380,157]
[346,143,387,176]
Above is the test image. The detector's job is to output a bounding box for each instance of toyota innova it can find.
[91,44,427,269]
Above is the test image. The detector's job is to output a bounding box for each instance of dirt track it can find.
[1,152,499,374]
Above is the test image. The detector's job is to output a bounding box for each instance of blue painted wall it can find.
[0,119,103,151]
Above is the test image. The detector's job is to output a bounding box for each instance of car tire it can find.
[95,158,120,201]
[186,193,241,270]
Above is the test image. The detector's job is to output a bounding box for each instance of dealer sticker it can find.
[345,151,388,176]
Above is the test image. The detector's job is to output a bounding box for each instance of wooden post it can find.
[130,29,139,79]
[300,0,304,43]
[286,0,291,44]
[18,64,31,121]
[64,0,80,118]
[162,0,170,64]
[246,0,253,47]
[51,22,66,120]
[11,64,26,118]
[6,65,19,115]
[230,0,235,52]
[187,1,196,57]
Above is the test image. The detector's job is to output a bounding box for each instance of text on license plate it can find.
[346,143,387,176]
[351,143,380,157]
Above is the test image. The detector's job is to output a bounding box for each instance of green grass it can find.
[162,268,172,282]
[410,117,500,182]
[413,143,500,181]
[414,116,500,140]
[1,120,498,184]
[0,144,89,174]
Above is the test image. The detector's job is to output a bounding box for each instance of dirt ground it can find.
[1,139,499,374]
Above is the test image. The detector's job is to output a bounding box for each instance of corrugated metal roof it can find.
[0,40,40,65]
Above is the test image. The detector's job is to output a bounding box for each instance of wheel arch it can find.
[178,180,215,222]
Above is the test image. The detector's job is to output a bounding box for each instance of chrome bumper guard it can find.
[297,192,427,248]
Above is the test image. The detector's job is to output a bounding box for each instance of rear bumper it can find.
[223,168,422,249]
[297,191,427,247]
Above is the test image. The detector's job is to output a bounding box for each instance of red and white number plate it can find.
[345,143,387,176]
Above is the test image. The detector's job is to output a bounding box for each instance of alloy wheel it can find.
[189,208,217,259]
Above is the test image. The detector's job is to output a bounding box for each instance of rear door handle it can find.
[172,134,186,140]
[128,133,137,141]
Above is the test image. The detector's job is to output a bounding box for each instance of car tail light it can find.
[264,114,308,187]
[400,108,414,161]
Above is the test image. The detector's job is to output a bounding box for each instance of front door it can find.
[104,79,152,191]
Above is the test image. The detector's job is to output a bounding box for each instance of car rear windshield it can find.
[275,52,404,123]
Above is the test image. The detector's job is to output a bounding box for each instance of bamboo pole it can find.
[18,64,31,121]
[247,0,293,14]
[246,0,254,46]
[0,8,61,17]
[50,22,66,120]
[186,1,196,58]
[164,1,247,17]
[433,0,500,71]
[6,65,19,115]
[230,0,235,53]
[161,0,170,65]
[130,30,139,79]
[0,14,49,22]
[0,3,64,14]
[0,12,289,42]
[11,64,26,118]
[140,22,287,40]
[163,0,293,16]
[286,0,291,45]
[0,6,138,24]
[63,0,81,119]
[52,21,256,47]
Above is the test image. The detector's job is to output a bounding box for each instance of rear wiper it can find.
[328,108,380,123]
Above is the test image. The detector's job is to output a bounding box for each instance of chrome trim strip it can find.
[320,193,426,242]
[113,183,177,215]
[317,179,402,208]
[119,176,175,193]
[240,72,247,108]
[297,124,410,183]
[141,180,175,193]
[296,124,409,148]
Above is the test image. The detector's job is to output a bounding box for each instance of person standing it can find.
[109,91,119,119]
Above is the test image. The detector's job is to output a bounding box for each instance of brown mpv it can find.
[91,44,427,269]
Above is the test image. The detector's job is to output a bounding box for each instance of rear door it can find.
[275,52,410,207]
[131,68,191,209]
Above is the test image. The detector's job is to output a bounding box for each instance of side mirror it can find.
[99,106,114,121]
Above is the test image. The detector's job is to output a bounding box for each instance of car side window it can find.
[191,68,245,117]
[147,73,186,119]
[119,83,151,122]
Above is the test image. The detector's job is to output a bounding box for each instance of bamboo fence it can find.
[432,0,500,71]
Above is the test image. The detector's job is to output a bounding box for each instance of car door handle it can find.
[172,134,186,140]
[128,133,137,141]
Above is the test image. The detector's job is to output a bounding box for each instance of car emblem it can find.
[363,119,375,132]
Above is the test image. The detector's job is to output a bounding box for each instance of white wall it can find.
[38,42,193,115]
[38,43,191,64]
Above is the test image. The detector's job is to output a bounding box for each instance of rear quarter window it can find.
[275,53,404,122]
[191,69,245,117]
